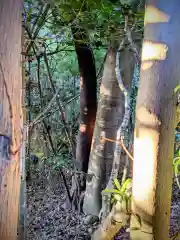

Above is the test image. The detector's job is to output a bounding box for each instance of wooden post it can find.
[0,0,23,239]
[131,1,180,239]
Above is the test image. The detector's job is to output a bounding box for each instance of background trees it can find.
[0,0,178,239]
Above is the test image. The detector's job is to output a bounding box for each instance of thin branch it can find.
[27,89,60,129]
[96,50,108,79]
[126,29,141,63]
[43,48,76,158]
[36,55,56,154]
[31,5,44,34]
[24,4,50,54]
[115,47,131,131]
[100,136,133,162]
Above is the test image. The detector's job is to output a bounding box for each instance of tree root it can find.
[92,201,131,240]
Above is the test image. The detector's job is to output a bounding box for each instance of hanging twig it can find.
[126,29,141,63]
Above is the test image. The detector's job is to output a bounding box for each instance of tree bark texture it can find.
[100,46,135,221]
[0,0,23,239]
[83,44,125,216]
[130,1,180,239]
[72,28,97,174]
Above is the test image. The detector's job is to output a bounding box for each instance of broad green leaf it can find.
[113,178,121,191]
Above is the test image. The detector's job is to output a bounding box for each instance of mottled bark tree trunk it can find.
[100,44,135,221]
[83,43,125,216]
[91,43,137,239]
[130,1,180,239]
[72,28,97,175]
[0,0,23,239]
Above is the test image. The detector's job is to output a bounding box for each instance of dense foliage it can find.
[23,0,144,169]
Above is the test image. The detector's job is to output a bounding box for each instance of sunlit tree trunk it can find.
[83,43,125,216]
[130,1,180,239]
[0,0,23,239]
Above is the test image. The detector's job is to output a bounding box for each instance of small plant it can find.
[103,178,132,203]
[46,153,72,170]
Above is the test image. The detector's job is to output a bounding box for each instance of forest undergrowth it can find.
[26,166,180,240]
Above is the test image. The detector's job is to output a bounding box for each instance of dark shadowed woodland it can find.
[0,0,179,240]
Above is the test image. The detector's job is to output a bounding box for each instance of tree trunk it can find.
[72,28,97,175]
[91,43,137,239]
[130,1,180,239]
[83,43,125,216]
[0,0,22,239]
[100,44,135,221]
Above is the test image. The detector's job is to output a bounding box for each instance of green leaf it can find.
[102,189,121,194]
[35,152,44,158]
[113,178,121,191]
[174,84,180,93]
[173,157,180,175]
[121,178,132,193]
[173,157,180,165]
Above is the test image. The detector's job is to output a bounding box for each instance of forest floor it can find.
[26,167,180,240]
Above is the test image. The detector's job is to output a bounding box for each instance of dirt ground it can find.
[26,168,180,240]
